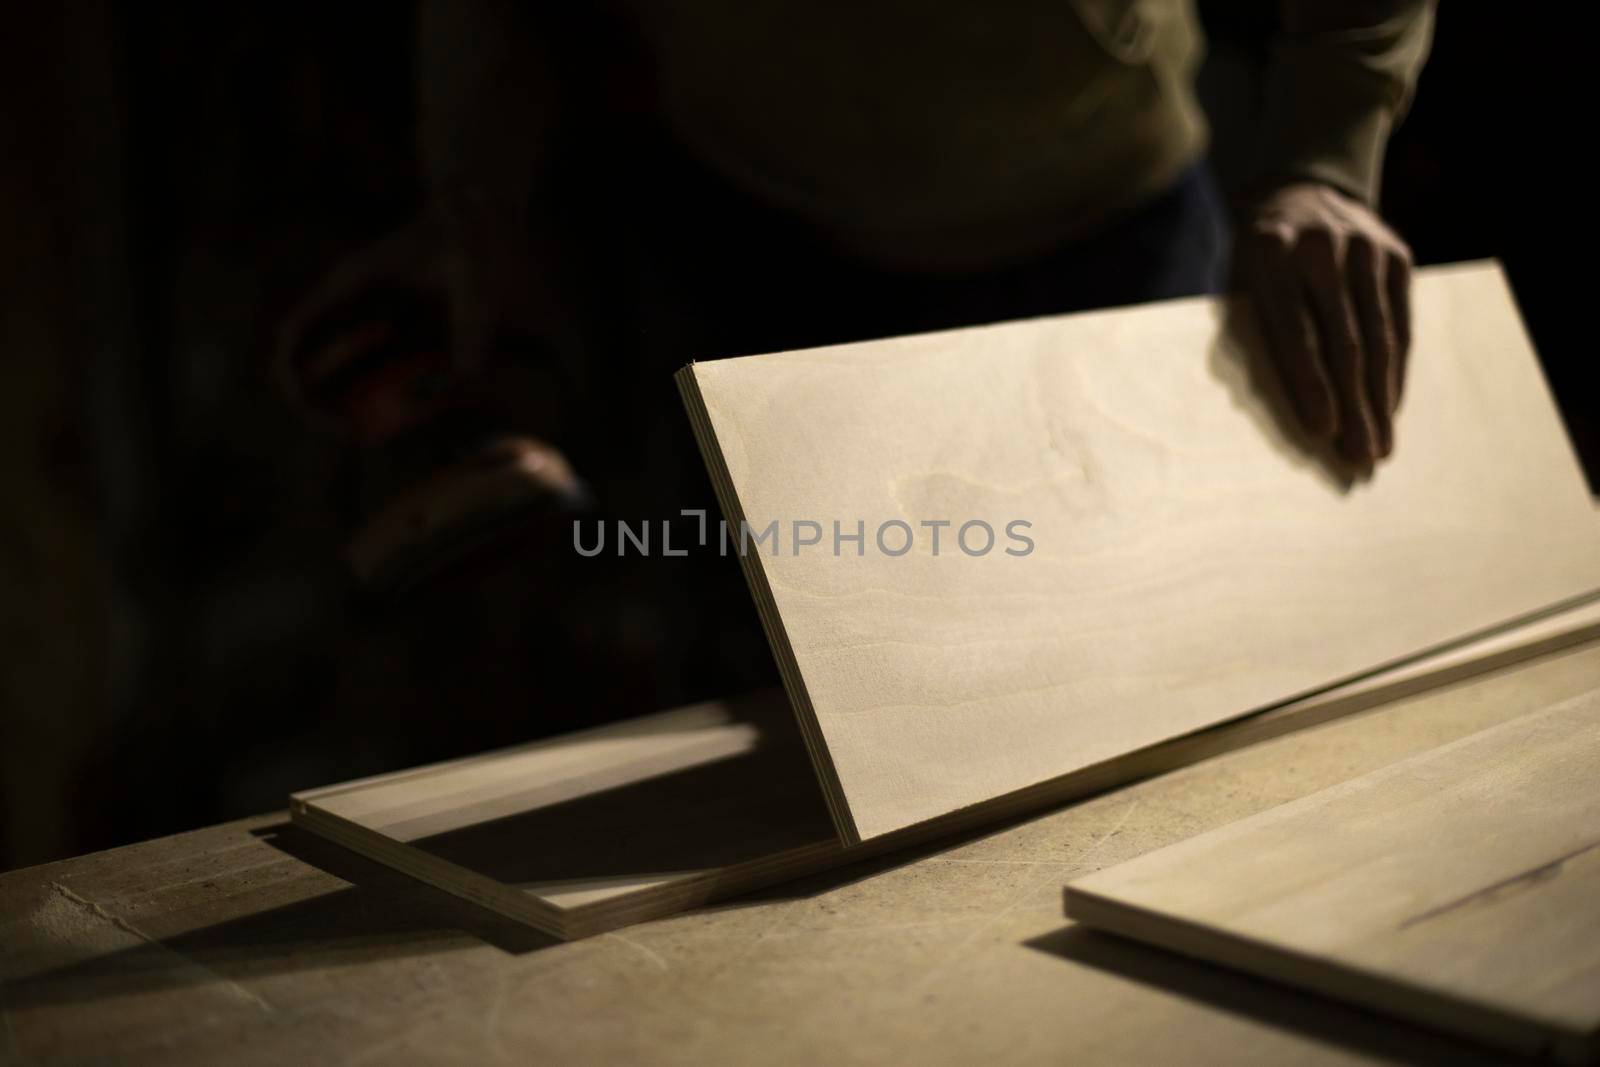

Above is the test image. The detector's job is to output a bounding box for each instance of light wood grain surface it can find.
[681,261,1600,842]
[1067,687,1600,1063]
[10,640,1600,1065]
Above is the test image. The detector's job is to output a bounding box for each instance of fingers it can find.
[1386,246,1413,410]
[1347,236,1399,455]
[1247,231,1338,440]
[1297,231,1382,466]
[1240,184,1419,469]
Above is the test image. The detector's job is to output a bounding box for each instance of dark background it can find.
[2,3,1592,872]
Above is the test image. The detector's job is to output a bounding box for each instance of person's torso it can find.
[621,0,1209,268]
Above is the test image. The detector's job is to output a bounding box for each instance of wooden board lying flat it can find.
[678,261,1600,843]
[293,692,839,940]
[292,601,1600,939]
[1066,687,1600,1064]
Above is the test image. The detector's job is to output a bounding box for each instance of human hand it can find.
[1236,182,1412,467]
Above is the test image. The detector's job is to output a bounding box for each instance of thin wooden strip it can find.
[320,723,760,841]
[295,700,738,804]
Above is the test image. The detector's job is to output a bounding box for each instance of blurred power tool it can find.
[283,285,589,597]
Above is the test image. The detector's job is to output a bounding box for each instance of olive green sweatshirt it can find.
[620,0,1434,269]
[418,2,1434,273]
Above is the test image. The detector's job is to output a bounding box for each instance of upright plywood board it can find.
[1065,687,1600,1063]
[678,262,1600,842]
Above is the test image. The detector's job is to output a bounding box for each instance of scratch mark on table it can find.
[605,931,670,973]
[907,798,1144,996]
[46,881,274,1013]
[927,856,1084,867]
[125,857,296,903]
[1070,799,1140,870]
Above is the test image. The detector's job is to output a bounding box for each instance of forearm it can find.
[1253,0,1435,205]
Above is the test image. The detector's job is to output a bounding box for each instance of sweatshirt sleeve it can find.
[1252,0,1435,206]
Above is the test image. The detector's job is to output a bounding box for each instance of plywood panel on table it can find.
[678,261,1600,843]
[293,692,840,939]
[1066,686,1600,1063]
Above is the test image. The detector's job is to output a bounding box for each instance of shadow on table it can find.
[1026,924,1524,1066]
[1,822,553,1011]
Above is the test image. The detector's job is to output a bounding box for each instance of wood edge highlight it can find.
[674,364,861,845]
[291,699,738,806]
[289,797,569,938]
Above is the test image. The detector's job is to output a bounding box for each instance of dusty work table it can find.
[6,641,1596,1066]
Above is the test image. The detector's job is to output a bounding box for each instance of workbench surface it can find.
[7,642,1595,1066]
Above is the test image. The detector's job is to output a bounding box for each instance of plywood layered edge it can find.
[289,798,844,940]
[675,365,856,843]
